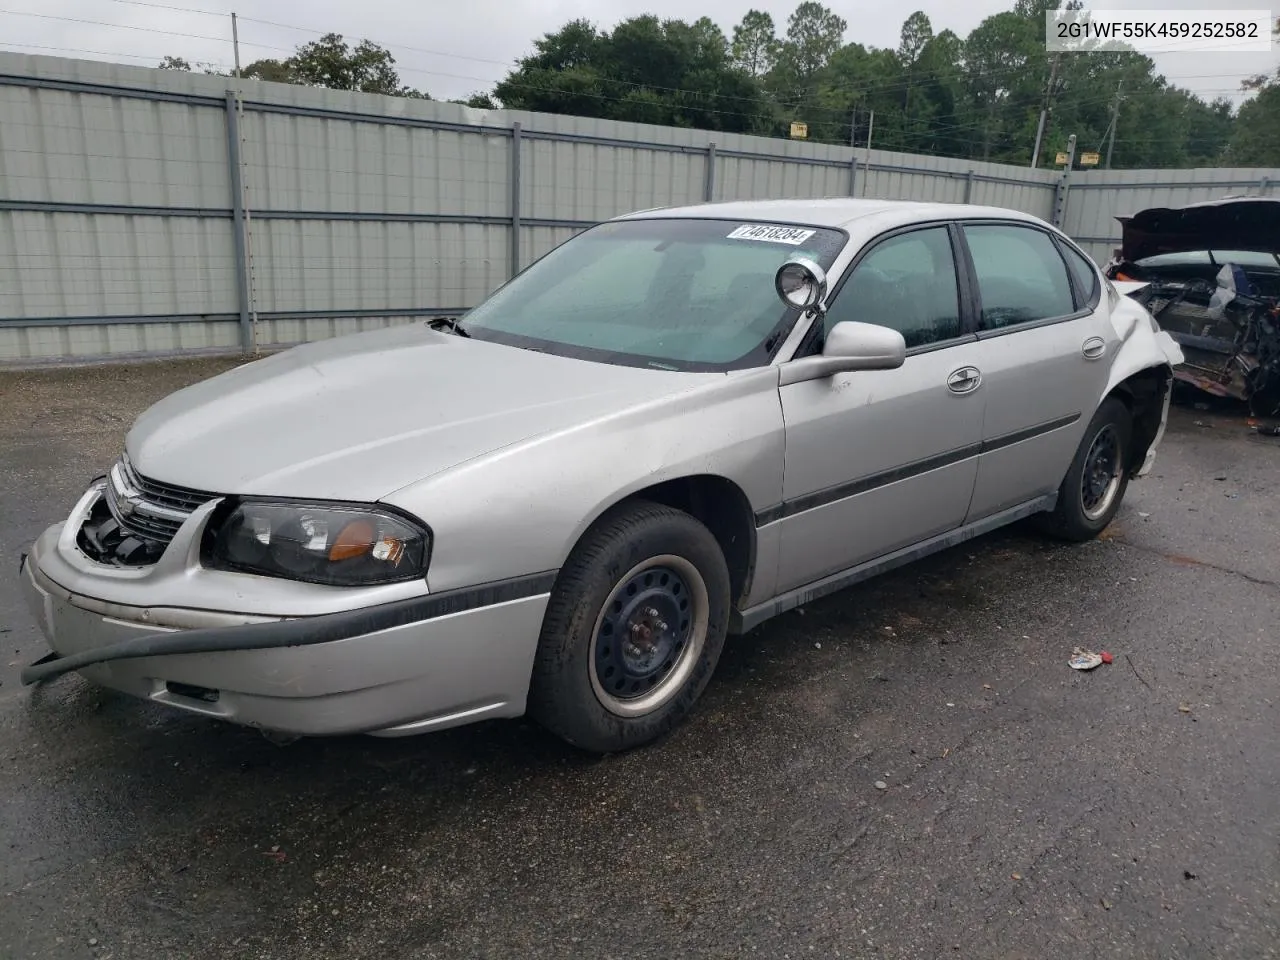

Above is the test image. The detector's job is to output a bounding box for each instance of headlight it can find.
[203,501,430,586]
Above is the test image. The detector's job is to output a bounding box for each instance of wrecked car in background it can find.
[1105,197,1280,417]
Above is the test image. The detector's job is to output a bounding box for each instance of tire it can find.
[528,500,731,754]
[1040,397,1133,541]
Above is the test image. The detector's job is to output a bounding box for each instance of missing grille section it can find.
[78,493,168,566]
[79,459,217,566]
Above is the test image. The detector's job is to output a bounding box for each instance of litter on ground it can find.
[1069,647,1114,671]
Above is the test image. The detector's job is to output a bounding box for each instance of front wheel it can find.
[528,501,730,753]
[1040,397,1133,541]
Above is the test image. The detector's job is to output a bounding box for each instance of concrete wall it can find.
[1,51,1275,362]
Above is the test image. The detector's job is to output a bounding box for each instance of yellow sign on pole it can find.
[790,121,808,139]
[1054,151,1069,166]
[1080,151,1101,166]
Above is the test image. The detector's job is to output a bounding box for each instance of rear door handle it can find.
[947,366,982,395]
[1082,336,1106,360]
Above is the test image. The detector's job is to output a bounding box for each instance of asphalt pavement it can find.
[1,359,1278,960]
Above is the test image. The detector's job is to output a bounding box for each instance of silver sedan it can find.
[19,199,1183,752]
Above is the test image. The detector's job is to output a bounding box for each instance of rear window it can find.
[1060,242,1101,309]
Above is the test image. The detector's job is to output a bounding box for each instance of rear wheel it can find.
[1040,397,1133,541]
[528,501,730,753]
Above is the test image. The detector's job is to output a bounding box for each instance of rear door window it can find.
[963,224,1077,330]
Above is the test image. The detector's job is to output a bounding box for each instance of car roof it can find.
[614,197,1050,232]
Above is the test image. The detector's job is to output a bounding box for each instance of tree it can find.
[158,34,428,98]
[1229,86,1280,165]
[1227,18,1278,165]
[283,34,425,96]
[494,16,771,133]
[241,59,295,84]
[769,2,846,104]
[897,12,933,65]
[731,10,779,77]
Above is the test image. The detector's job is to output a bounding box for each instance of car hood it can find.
[125,324,707,502]
[1116,197,1280,262]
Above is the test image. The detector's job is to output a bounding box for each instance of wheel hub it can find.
[1081,424,1121,518]
[595,566,692,700]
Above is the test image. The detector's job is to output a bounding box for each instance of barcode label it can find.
[726,224,816,245]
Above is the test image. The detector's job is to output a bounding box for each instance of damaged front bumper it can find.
[19,484,551,737]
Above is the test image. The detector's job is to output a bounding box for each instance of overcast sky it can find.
[3,0,1275,110]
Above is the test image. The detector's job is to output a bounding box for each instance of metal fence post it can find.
[510,121,522,279]
[224,90,253,353]
[964,170,975,204]
[1259,175,1271,196]
[1052,134,1077,228]
[849,156,859,197]
[704,142,717,202]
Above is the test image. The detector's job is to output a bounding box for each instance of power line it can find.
[0,8,285,52]
[0,40,227,67]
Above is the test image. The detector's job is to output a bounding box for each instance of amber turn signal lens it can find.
[329,519,376,561]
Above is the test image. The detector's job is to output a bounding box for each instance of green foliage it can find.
[493,16,772,133]
[767,2,847,112]
[1229,86,1280,165]
[281,34,425,97]
[154,2,1267,168]
[160,35,428,99]
[731,10,779,77]
[1227,18,1279,166]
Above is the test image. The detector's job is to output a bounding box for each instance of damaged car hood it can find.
[1116,197,1280,262]
[125,323,706,502]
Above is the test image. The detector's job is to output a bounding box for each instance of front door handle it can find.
[1082,336,1107,360]
[947,366,982,395]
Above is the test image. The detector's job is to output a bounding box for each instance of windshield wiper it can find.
[426,316,470,338]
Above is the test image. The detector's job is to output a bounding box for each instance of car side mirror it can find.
[780,321,907,385]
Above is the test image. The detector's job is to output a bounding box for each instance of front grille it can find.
[120,457,212,514]
[103,455,216,547]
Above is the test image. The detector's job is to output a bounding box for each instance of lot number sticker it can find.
[726,224,816,245]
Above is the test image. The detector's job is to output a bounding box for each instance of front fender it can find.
[384,367,786,595]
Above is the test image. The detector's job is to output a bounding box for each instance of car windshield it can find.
[1137,250,1280,270]
[460,217,848,371]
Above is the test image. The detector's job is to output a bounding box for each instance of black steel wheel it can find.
[1080,423,1123,521]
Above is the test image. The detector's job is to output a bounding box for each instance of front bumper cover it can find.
[21,553,555,687]
[19,490,556,737]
